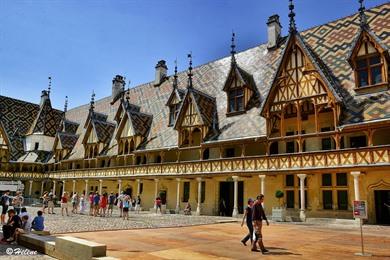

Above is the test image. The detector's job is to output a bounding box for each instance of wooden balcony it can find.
[44,145,390,180]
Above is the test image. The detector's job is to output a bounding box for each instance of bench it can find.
[18,233,116,259]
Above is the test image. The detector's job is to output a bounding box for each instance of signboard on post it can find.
[353,200,367,219]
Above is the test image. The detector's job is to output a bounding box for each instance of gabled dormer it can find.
[347,2,389,94]
[115,96,152,155]
[174,54,217,147]
[223,33,256,116]
[261,1,341,138]
[166,62,185,126]
[82,93,115,159]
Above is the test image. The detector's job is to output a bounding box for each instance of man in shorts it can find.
[108,192,115,217]
[47,191,55,214]
[251,194,269,254]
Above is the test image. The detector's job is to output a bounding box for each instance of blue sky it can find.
[0,0,387,109]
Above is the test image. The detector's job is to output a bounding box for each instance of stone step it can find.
[306,218,359,226]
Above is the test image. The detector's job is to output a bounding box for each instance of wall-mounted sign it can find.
[353,200,367,219]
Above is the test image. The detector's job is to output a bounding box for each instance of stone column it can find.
[351,171,361,201]
[52,181,57,197]
[40,181,45,196]
[99,179,103,194]
[28,180,33,196]
[72,180,76,194]
[232,176,239,217]
[259,175,266,195]
[154,179,159,208]
[84,180,88,195]
[118,179,122,195]
[175,178,181,213]
[136,179,141,195]
[297,174,307,222]
[196,177,202,215]
[62,180,66,194]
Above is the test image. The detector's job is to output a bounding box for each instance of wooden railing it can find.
[43,145,390,180]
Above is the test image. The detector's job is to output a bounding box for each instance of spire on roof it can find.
[173,59,178,89]
[48,76,52,97]
[187,52,193,89]
[358,0,368,28]
[288,0,297,34]
[230,31,236,65]
[126,87,130,102]
[89,91,95,112]
[64,96,68,113]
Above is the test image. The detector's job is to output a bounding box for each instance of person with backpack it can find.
[1,190,11,224]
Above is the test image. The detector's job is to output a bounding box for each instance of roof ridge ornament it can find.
[230,31,236,65]
[358,0,368,28]
[173,59,178,89]
[288,0,297,34]
[64,96,68,114]
[126,86,130,102]
[89,90,95,112]
[187,52,193,89]
[48,76,52,97]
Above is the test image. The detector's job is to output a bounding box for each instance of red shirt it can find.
[100,196,107,208]
[61,196,68,203]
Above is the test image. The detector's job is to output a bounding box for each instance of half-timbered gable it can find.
[0,120,10,162]
[261,32,342,139]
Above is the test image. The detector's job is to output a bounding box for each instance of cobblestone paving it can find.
[27,207,235,234]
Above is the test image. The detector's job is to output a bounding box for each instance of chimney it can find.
[267,14,282,49]
[154,60,168,86]
[112,75,125,99]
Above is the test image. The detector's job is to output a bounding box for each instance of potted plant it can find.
[272,190,286,222]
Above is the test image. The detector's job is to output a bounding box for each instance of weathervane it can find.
[231,31,236,64]
[288,0,297,34]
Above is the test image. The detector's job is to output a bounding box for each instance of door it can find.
[219,181,243,216]
[374,190,390,224]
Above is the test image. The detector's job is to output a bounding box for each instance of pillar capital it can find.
[136,179,141,183]
[154,178,159,182]
[72,179,76,183]
[232,176,239,181]
[196,177,202,182]
[29,180,33,183]
[351,171,361,177]
[99,179,103,183]
[176,178,181,182]
[258,175,266,179]
[297,174,307,180]
[118,179,122,183]
[53,180,56,183]
[85,179,89,183]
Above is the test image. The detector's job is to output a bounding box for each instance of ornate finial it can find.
[187,52,193,89]
[64,96,68,113]
[48,76,52,97]
[231,31,236,65]
[90,90,95,111]
[173,59,178,89]
[126,86,130,101]
[288,0,297,34]
[358,0,368,27]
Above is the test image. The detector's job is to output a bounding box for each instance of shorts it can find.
[1,205,8,215]
[123,207,129,212]
[48,201,54,208]
[61,203,68,209]
[94,204,99,210]
[108,204,114,210]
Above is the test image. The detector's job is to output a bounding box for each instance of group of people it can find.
[1,190,45,243]
[41,189,142,219]
[240,194,270,254]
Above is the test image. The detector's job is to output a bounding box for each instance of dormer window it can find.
[228,88,244,113]
[169,103,181,126]
[356,54,383,87]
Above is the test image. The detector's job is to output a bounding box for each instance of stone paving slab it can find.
[69,223,390,260]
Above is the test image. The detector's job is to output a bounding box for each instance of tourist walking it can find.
[12,191,24,215]
[135,195,141,213]
[1,190,10,224]
[89,192,94,216]
[71,192,79,214]
[61,192,69,216]
[47,191,55,214]
[251,194,269,254]
[155,197,162,214]
[122,195,130,220]
[41,191,49,214]
[100,193,108,217]
[108,192,115,217]
[79,194,86,214]
[241,198,254,246]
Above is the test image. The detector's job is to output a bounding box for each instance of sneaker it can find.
[241,240,247,246]
[251,248,260,252]
[6,238,14,242]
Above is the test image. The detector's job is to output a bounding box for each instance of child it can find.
[61,192,69,216]
[32,211,44,231]
[122,196,130,220]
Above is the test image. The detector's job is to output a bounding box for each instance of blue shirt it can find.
[32,216,44,231]
[93,195,100,205]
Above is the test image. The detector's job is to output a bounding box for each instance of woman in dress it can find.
[79,194,86,214]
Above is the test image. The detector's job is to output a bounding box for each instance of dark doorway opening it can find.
[124,187,133,197]
[219,181,243,216]
[375,190,390,225]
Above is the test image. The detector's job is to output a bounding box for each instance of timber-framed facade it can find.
[1,1,389,224]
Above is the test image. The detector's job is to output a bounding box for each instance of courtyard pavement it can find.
[69,222,390,259]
